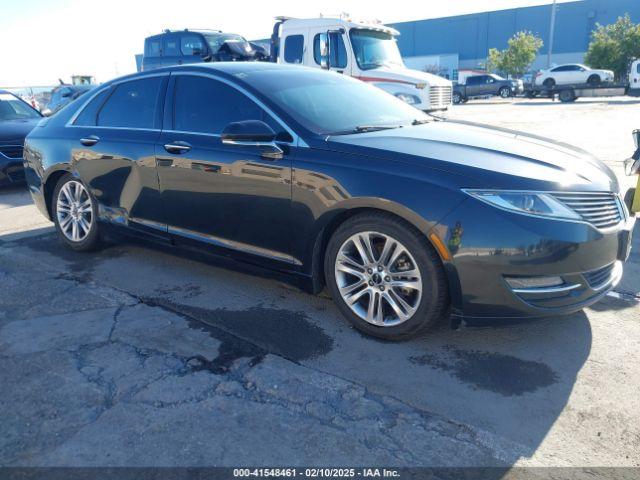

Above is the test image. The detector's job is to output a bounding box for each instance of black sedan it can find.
[0,90,41,186]
[24,63,635,340]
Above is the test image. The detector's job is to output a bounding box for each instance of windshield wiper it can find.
[354,124,403,132]
[411,118,430,125]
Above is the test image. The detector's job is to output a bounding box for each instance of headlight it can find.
[395,93,420,105]
[464,190,581,220]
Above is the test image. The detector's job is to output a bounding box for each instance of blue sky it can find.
[0,0,576,86]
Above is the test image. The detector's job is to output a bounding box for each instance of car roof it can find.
[115,62,311,85]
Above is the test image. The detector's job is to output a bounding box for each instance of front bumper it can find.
[437,198,635,322]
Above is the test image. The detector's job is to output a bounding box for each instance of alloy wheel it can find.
[56,180,93,242]
[334,231,423,327]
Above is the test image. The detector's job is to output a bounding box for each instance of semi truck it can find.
[268,17,452,111]
[140,16,453,112]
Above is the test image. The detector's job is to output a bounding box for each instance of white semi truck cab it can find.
[269,17,453,111]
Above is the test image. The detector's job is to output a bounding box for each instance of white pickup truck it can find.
[268,17,453,112]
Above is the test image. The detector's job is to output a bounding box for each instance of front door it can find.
[309,28,351,75]
[156,73,295,264]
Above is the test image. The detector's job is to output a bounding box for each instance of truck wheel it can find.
[543,78,555,88]
[559,89,576,103]
[498,87,512,98]
[453,92,463,104]
[324,213,448,341]
[587,74,601,86]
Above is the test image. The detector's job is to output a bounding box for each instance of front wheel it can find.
[324,213,448,341]
[52,173,100,251]
[587,74,601,86]
[453,92,463,104]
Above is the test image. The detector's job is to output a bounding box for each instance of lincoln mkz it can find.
[24,63,635,340]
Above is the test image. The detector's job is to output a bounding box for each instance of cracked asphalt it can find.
[1,98,639,467]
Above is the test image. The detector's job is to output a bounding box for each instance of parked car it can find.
[0,90,42,186]
[453,74,523,104]
[142,29,267,71]
[629,59,640,97]
[624,130,640,214]
[42,84,93,116]
[535,64,614,88]
[24,63,634,340]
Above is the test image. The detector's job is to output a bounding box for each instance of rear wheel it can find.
[324,213,448,341]
[52,174,100,251]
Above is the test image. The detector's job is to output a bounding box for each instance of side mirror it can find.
[221,120,283,160]
[318,32,330,70]
[61,90,71,98]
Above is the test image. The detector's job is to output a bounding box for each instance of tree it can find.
[584,14,640,80]
[486,31,543,77]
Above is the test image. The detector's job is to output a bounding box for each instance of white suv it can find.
[535,64,614,88]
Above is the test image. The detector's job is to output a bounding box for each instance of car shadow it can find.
[513,99,640,106]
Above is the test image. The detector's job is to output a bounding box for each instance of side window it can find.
[97,77,163,129]
[173,76,278,135]
[637,64,640,74]
[313,33,348,68]
[145,38,162,57]
[163,36,181,56]
[74,89,111,126]
[466,76,479,85]
[181,34,205,56]
[284,35,304,64]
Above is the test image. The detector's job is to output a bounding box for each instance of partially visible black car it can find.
[0,90,41,186]
[42,84,93,116]
[142,29,267,71]
[453,74,524,104]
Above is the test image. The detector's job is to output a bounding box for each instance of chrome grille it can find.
[553,192,622,229]
[0,145,23,159]
[584,263,615,289]
[429,86,452,109]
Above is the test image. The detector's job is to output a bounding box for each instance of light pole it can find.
[547,0,558,68]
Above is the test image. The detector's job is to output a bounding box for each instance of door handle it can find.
[80,135,99,146]
[164,142,192,154]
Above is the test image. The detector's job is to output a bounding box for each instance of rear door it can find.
[155,73,296,265]
[69,74,168,235]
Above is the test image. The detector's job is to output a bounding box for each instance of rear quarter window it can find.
[74,88,111,126]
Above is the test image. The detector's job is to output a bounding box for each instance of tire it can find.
[498,87,512,98]
[559,88,576,103]
[543,78,556,88]
[587,74,601,86]
[324,212,448,341]
[52,173,101,251]
[453,92,463,104]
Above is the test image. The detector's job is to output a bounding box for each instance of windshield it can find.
[241,69,428,135]
[205,33,250,52]
[490,73,505,81]
[349,29,404,70]
[0,93,40,121]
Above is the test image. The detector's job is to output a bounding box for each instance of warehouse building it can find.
[389,0,640,79]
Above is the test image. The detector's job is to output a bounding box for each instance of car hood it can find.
[0,118,41,144]
[325,120,619,192]
[359,65,452,87]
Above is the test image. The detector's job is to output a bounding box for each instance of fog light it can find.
[505,276,564,289]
